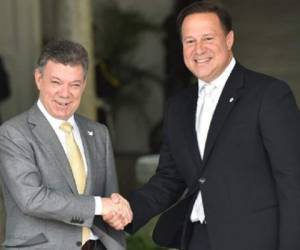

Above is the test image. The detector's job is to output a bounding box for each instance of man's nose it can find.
[195,41,204,53]
[58,85,70,97]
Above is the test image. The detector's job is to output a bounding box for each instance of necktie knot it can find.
[59,121,73,134]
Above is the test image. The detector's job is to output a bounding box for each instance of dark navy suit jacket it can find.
[127,63,300,250]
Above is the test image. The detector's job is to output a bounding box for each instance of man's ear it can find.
[34,69,42,90]
[226,30,234,50]
[80,75,88,94]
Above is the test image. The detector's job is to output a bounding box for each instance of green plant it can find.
[93,1,162,106]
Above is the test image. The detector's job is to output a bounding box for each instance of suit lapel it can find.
[183,84,203,173]
[28,105,78,193]
[203,63,245,164]
[75,116,96,195]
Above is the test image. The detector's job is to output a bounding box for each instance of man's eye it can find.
[51,81,60,85]
[185,40,195,45]
[204,37,213,41]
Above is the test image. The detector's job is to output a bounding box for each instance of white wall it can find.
[0,0,41,121]
[222,0,300,104]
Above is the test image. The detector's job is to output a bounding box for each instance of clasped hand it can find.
[102,193,133,230]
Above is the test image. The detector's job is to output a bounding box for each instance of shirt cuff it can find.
[94,196,103,215]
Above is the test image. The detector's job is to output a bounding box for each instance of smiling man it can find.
[35,60,86,121]
[181,12,233,83]
[0,40,132,250]
[118,1,300,250]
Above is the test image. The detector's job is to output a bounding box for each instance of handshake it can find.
[101,193,133,230]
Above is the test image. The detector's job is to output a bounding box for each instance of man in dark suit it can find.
[107,1,300,250]
[0,40,132,250]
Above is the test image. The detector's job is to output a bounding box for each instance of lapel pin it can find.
[229,97,234,103]
[87,131,94,136]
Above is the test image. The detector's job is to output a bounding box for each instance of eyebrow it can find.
[50,76,61,80]
[183,36,196,40]
[50,76,83,84]
[70,80,82,84]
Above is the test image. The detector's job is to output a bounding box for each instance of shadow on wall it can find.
[0,56,11,124]
[0,183,5,249]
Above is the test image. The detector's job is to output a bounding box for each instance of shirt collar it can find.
[198,57,236,96]
[37,99,76,129]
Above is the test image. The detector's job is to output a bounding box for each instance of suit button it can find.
[76,241,82,247]
[199,178,206,184]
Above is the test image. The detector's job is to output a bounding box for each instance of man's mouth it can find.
[55,101,70,107]
[194,57,211,64]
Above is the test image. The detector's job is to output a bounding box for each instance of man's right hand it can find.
[101,193,133,230]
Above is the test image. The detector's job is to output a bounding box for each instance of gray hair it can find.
[36,40,89,79]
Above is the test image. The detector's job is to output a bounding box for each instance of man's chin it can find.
[51,111,72,120]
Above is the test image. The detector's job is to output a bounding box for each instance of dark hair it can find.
[36,40,89,78]
[177,1,232,35]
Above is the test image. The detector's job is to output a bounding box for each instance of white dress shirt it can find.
[190,58,236,223]
[37,100,102,239]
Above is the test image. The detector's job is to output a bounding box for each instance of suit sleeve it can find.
[92,125,126,248]
[103,125,119,196]
[126,100,186,233]
[0,124,95,227]
[259,80,300,250]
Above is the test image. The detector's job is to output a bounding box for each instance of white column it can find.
[55,0,98,120]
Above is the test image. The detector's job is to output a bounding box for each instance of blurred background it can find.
[0,0,299,249]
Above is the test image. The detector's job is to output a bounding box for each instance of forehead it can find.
[182,12,224,34]
[43,60,85,79]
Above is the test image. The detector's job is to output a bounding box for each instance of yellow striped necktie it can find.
[59,121,90,245]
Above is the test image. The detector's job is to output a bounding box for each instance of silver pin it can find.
[87,131,94,136]
[229,97,234,103]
